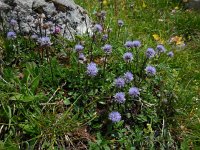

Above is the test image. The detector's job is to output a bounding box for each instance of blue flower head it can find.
[124,41,134,48]
[75,44,84,52]
[129,87,140,97]
[38,37,51,46]
[167,51,174,57]
[108,111,121,123]
[124,71,133,83]
[146,48,155,58]
[7,31,16,39]
[132,40,141,48]
[123,52,133,63]
[102,34,108,41]
[10,19,17,26]
[102,44,112,54]
[86,62,98,77]
[114,77,125,88]
[114,92,126,104]
[156,44,166,53]
[94,24,103,33]
[145,66,156,76]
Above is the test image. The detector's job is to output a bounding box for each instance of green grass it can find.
[0,0,200,149]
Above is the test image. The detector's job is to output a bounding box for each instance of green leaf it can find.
[63,98,71,105]
[30,75,40,93]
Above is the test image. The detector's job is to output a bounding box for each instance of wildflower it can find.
[156,44,166,53]
[118,20,124,27]
[108,111,121,123]
[75,44,84,52]
[146,48,155,58]
[129,87,140,97]
[132,40,141,48]
[114,77,125,88]
[102,34,108,41]
[79,53,86,63]
[123,52,133,63]
[86,62,98,77]
[7,31,16,39]
[114,92,126,103]
[94,24,103,33]
[54,26,61,34]
[102,44,112,54]
[124,41,134,48]
[124,71,133,83]
[145,66,156,76]
[10,19,17,26]
[167,51,174,57]
[38,37,51,46]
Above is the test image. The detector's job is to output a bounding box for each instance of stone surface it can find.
[0,0,92,39]
[184,0,200,10]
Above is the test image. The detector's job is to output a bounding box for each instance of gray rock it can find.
[185,0,200,10]
[0,0,92,39]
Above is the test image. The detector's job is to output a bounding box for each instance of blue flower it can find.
[94,24,103,33]
[102,44,112,54]
[145,66,156,76]
[114,92,126,103]
[129,87,140,97]
[86,62,98,77]
[132,40,141,48]
[118,20,124,27]
[38,37,51,46]
[123,52,133,63]
[7,31,16,39]
[167,51,174,57]
[124,41,134,48]
[102,34,108,41]
[146,48,155,58]
[10,19,17,26]
[156,44,166,53]
[108,111,121,123]
[75,44,84,52]
[124,71,133,83]
[114,77,125,88]
[79,53,86,63]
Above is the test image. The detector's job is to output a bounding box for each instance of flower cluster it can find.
[102,44,112,54]
[86,62,98,77]
[108,111,121,123]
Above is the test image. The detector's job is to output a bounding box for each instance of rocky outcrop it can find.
[184,0,200,10]
[0,0,91,39]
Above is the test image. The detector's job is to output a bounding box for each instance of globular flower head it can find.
[123,52,133,63]
[7,31,17,39]
[124,41,134,48]
[167,51,174,57]
[94,24,103,33]
[156,44,166,53]
[10,19,17,26]
[146,48,155,58]
[118,20,124,27]
[145,66,156,76]
[108,111,121,123]
[102,44,112,54]
[38,37,51,46]
[132,40,141,48]
[79,53,86,63]
[86,62,98,77]
[124,71,133,83]
[129,87,140,97]
[102,34,108,41]
[75,44,84,52]
[114,77,125,88]
[114,92,126,104]
[54,26,61,34]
